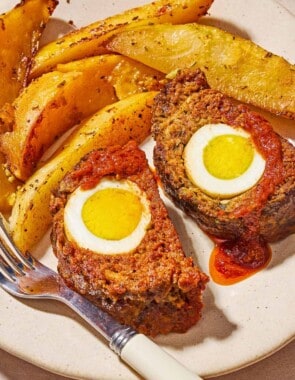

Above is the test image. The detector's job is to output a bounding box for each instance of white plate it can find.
[0,0,294,379]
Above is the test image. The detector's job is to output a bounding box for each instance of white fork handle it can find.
[61,287,201,379]
[121,334,202,380]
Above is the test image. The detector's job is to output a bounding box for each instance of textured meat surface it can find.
[50,141,208,336]
[152,69,295,242]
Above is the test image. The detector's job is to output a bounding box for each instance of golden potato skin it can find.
[10,91,157,253]
[107,23,295,119]
[0,55,123,181]
[57,56,165,100]
[0,0,58,108]
[30,0,214,78]
[0,55,164,181]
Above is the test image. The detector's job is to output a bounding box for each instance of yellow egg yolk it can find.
[81,188,143,240]
[203,134,254,179]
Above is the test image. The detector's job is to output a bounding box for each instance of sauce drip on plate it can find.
[209,237,271,285]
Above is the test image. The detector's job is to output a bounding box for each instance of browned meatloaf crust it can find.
[50,141,208,336]
[152,69,295,244]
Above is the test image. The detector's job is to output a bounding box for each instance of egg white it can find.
[184,123,266,198]
[64,178,151,255]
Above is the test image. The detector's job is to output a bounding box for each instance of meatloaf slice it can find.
[152,69,295,258]
[50,141,208,336]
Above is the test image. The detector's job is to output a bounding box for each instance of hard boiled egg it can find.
[183,123,266,198]
[64,178,151,254]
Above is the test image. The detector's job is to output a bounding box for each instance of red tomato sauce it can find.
[209,237,271,285]
[69,141,147,190]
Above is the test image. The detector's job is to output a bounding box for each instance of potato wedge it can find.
[0,0,58,108]
[107,23,295,119]
[0,55,121,181]
[30,0,214,78]
[57,56,165,100]
[0,55,164,181]
[10,91,157,252]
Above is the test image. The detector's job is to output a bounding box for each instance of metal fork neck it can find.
[110,326,137,355]
[59,284,137,354]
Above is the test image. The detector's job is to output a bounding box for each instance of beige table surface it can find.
[0,339,294,380]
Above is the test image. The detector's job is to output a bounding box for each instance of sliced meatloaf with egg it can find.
[152,69,295,249]
[50,141,208,336]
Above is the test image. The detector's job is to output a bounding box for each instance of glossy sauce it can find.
[229,111,284,218]
[208,112,283,285]
[209,237,271,285]
[69,141,147,190]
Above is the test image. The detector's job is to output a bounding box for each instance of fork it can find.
[0,213,201,380]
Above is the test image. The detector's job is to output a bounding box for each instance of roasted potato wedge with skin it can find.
[30,0,214,78]
[0,54,164,181]
[57,56,165,100]
[0,55,123,181]
[107,23,295,119]
[0,0,58,108]
[10,91,157,253]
